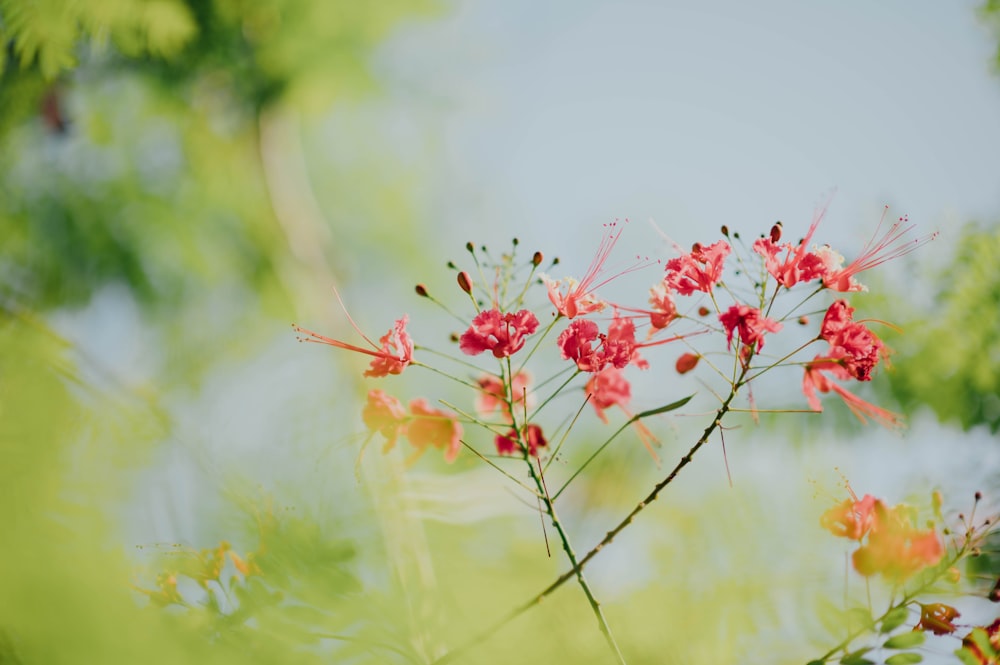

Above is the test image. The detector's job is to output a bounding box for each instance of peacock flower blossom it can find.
[542,220,643,319]
[851,500,944,583]
[460,308,540,358]
[752,208,829,288]
[495,423,547,457]
[647,281,678,329]
[914,603,961,636]
[718,305,783,351]
[557,314,646,373]
[820,493,878,541]
[294,315,413,378]
[820,209,936,292]
[476,371,532,416]
[818,300,888,382]
[362,390,407,453]
[664,240,731,295]
[803,358,901,429]
[407,399,463,463]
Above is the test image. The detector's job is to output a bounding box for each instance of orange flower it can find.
[407,399,463,463]
[851,501,943,583]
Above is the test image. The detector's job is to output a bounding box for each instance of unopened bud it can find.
[465,241,475,253]
[720,225,729,237]
[415,284,429,297]
[552,257,560,266]
[770,222,782,243]
[975,491,983,502]
[692,242,702,253]
[675,353,700,374]
[698,306,710,317]
[512,237,519,246]
[449,332,459,343]
[457,271,473,294]
[798,316,809,325]
[946,567,961,584]
[532,251,543,266]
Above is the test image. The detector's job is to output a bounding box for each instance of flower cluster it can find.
[293,208,932,469]
[821,491,944,583]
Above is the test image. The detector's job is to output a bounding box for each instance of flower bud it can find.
[457,271,473,294]
[720,225,729,237]
[415,284,429,297]
[466,241,475,253]
[675,353,700,374]
[769,222,782,243]
[798,315,809,325]
[532,251,543,266]
[698,306,710,317]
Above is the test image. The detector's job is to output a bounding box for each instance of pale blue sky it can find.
[374,0,1000,261]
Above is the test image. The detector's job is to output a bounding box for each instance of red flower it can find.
[914,603,961,636]
[495,423,547,457]
[460,308,540,358]
[361,390,407,453]
[718,305,782,351]
[752,208,828,288]
[818,300,887,382]
[294,315,413,378]
[664,240,730,295]
[557,315,645,373]
[407,399,463,463]
[542,220,640,318]
[802,359,901,428]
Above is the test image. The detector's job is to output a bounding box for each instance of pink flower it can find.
[407,399,463,463]
[557,319,604,372]
[295,315,413,378]
[556,315,645,373]
[818,300,887,382]
[664,240,731,295]
[495,424,547,457]
[752,209,828,288]
[584,367,632,424]
[718,305,782,351]
[802,358,901,428]
[361,390,407,453]
[476,371,532,416]
[821,209,936,292]
[542,220,643,318]
[460,308,539,358]
[646,282,678,329]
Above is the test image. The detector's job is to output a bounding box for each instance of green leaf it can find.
[884,653,923,665]
[840,647,874,665]
[807,661,827,665]
[883,631,925,649]
[636,394,694,419]
[879,606,910,633]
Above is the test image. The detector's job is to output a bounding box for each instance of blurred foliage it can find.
[0,0,434,316]
[880,223,1000,433]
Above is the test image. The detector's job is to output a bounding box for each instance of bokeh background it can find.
[2,1,1000,663]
